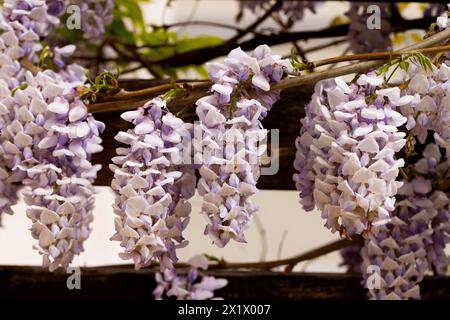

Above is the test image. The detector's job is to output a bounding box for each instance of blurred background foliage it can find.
[46,1,448,81]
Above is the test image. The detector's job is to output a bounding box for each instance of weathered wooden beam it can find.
[0,265,449,300]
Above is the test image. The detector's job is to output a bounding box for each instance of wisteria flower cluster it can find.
[295,51,450,298]
[346,3,393,53]
[294,74,408,236]
[46,0,114,40]
[153,254,228,300]
[401,63,450,158]
[195,45,293,247]
[361,145,450,299]
[69,0,114,40]
[1,68,104,271]
[110,96,196,270]
[0,0,105,270]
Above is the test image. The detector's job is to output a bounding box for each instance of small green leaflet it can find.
[377,52,433,82]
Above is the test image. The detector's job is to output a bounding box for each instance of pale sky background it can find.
[0,1,442,273]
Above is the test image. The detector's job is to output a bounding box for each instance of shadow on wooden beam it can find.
[1,265,449,300]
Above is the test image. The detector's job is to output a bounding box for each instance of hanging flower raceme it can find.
[0,0,105,270]
[361,175,446,300]
[0,158,18,226]
[294,74,410,236]
[0,0,75,227]
[0,67,104,270]
[400,62,450,162]
[1,0,60,67]
[45,0,114,40]
[409,144,450,275]
[195,45,293,247]
[153,254,228,300]
[346,3,393,53]
[110,96,196,271]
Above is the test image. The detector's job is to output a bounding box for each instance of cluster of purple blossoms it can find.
[46,0,114,40]
[410,144,450,275]
[400,62,450,160]
[153,254,228,300]
[340,145,449,299]
[424,3,447,17]
[110,96,196,270]
[0,0,105,270]
[362,173,449,299]
[294,74,409,236]
[0,0,61,86]
[69,0,114,40]
[195,45,293,247]
[0,68,104,271]
[435,6,450,31]
[346,3,393,54]
[0,0,61,225]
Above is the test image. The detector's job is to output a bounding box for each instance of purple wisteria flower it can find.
[110,96,196,271]
[0,0,104,270]
[410,143,450,274]
[1,0,60,64]
[401,62,450,161]
[195,45,293,247]
[0,68,104,271]
[346,3,393,53]
[0,0,62,225]
[69,0,114,40]
[153,254,228,300]
[294,74,409,236]
[46,0,114,40]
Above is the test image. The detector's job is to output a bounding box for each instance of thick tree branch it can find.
[303,44,450,70]
[273,27,450,91]
[161,20,247,32]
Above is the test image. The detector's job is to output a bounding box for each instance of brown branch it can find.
[162,20,247,33]
[273,27,450,91]
[19,58,41,75]
[309,44,450,69]
[97,237,357,271]
[142,16,436,69]
[88,27,450,114]
[97,80,211,102]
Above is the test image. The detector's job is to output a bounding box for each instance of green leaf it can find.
[365,93,377,104]
[115,0,146,31]
[194,65,209,79]
[399,60,409,72]
[106,16,135,44]
[175,35,223,54]
[141,28,174,46]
